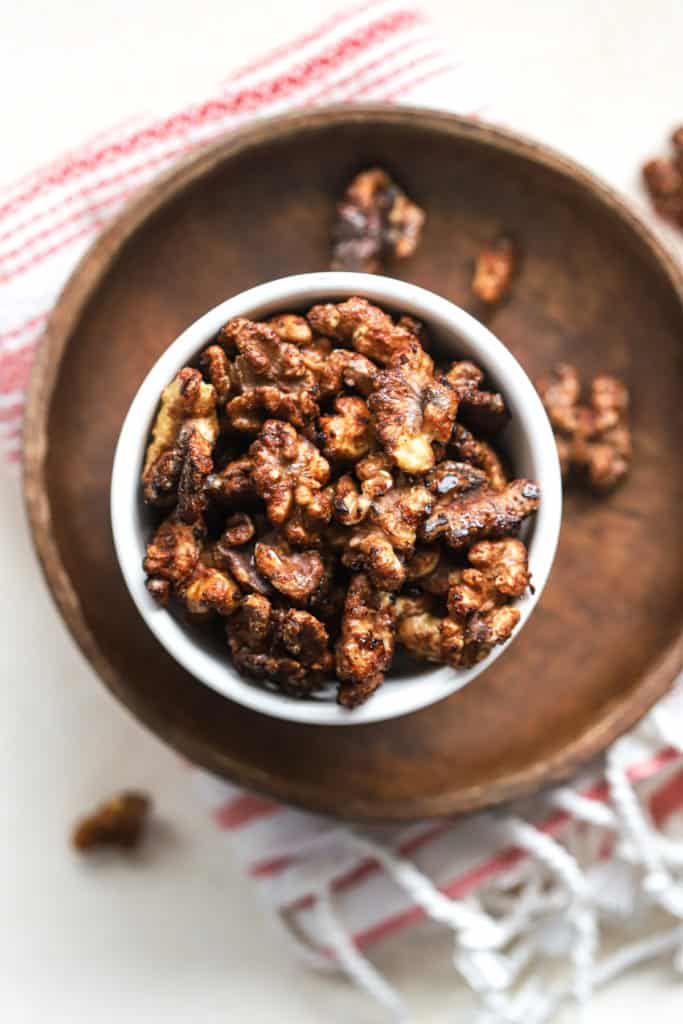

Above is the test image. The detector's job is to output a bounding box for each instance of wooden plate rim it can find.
[22,105,683,820]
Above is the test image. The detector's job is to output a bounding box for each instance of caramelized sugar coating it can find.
[330,168,425,273]
[72,792,151,852]
[141,297,540,707]
[537,363,631,491]
[335,574,396,708]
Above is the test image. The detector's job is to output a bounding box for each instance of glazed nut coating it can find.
[141,296,540,707]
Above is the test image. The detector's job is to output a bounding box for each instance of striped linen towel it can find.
[2,3,683,1021]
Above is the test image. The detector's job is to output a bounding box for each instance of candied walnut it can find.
[420,557,464,597]
[179,563,241,620]
[445,361,509,435]
[254,534,325,603]
[369,342,459,473]
[342,524,405,592]
[308,297,415,366]
[199,344,233,404]
[318,394,373,461]
[223,318,319,430]
[332,454,393,527]
[175,424,214,524]
[333,474,367,527]
[355,451,394,498]
[226,595,332,696]
[318,348,378,399]
[250,420,330,527]
[449,423,508,491]
[214,543,273,596]
[642,158,683,226]
[397,315,429,344]
[446,538,530,665]
[420,479,540,549]
[425,459,489,497]
[537,364,632,491]
[143,368,218,507]
[330,168,425,273]
[394,594,464,667]
[72,791,150,852]
[268,315,333,381]
[143,513,203,593]
[268,314,314,345]
[449,539,531,612]
[205,456,256,505]
[335,574,396,708]
[283,485,334,548]
[341,483,433,590]
[472,236,517,304]
[219,513,255,548]
[404,546,440,581]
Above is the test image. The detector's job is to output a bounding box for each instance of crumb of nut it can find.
[72,791,151,852]
[471,236,517,304]
[537,363,632,491]
[141,296,540,708]
[642,129,683,229]
[330,168,425,273]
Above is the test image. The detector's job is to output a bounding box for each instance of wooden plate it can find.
[24,107,683,821]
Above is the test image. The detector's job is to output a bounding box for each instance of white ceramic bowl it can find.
[111,272,562,726]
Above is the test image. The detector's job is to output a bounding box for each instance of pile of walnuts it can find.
[141,297,540,708]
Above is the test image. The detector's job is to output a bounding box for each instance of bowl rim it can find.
[110,271,562,725]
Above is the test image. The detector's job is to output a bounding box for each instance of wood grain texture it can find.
[23,107,683,821]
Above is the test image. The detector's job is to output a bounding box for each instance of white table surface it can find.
[2,1,682,1020]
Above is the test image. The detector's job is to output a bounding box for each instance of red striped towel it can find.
[3,4,683,1020]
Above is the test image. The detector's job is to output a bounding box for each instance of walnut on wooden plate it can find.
[537,363,631,491]
[141,296,540,707]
